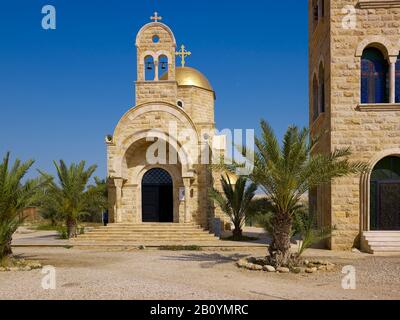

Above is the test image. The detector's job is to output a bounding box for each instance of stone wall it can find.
[310,0,400,250]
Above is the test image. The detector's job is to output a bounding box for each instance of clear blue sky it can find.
[0,0,309,178]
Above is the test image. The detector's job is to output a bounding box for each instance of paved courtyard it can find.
[1,246,399,300]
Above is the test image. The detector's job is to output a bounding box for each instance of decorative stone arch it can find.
[155,50,173,62]
[135,22,177,48]
[118,129,195,178]
[355,36,397,59]
[113,101,200,144]
[140,50,158,61]
[360,148,400,232]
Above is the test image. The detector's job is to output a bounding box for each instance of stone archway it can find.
[360,149,400,231]
[369,156,400,230]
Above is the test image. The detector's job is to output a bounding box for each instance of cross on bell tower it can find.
[176,45,191,67]
[150,12,162,22]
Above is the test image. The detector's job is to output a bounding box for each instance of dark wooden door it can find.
[378,182,400,230]
[142,186,159,222]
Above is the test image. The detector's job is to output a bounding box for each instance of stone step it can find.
[100,227,204,231]
[363,232,400,237]
[367,241,400,246]
[83,230,211,235]
[75,223,220,245]
[361,231,400,253]
[370,247,400,253]
[77,236,218,241]
[75,239,220,244]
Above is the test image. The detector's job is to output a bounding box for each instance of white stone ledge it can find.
[358,0,400,9]
[357,103,400,111]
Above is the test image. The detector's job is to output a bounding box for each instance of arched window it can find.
[312,0,319,29]
[361,48,389,104]
[158,55,169,80]
[144,56,155,81]
[318,63,325,114]
[312,75,319,121]
[142,168,173,185]
[396,54,400,103]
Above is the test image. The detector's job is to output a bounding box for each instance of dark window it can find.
[158,55,168,80]
[396,55,400,103]
[361,48,389,104]
[145,56,155,81]
[321,0,325,18]
[142,168,173,185]
[318,64,325,113]
[313,75,319,121]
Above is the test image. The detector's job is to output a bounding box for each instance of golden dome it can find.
[160,67,213,91]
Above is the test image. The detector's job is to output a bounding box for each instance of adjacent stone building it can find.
[309,0,400,252]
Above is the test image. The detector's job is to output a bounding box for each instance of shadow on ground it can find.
[160,252,252,269]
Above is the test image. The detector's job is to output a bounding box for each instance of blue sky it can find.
[0,0,308,178]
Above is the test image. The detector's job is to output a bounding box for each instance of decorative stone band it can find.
[357,103,400,111]
[358,0,400,9]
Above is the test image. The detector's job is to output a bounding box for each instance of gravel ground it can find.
[1,247,399,300]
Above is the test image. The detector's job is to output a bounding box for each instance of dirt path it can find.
[1,247,399,300]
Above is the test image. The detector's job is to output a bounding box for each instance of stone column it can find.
[114,178,124,223]
[389,57,397,104]
[183,178,191,223]
[154,60,159,81]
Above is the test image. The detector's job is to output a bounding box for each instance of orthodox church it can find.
[103,13,228,237]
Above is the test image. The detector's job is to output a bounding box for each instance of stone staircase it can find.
[72,223,221,246]
[361,231,400,253]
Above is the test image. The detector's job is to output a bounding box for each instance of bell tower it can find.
[135,12,178,105]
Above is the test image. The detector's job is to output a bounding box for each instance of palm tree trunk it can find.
[232,227,243,241]
[66,217,77,238]
[268,213,292,267]
[4,236,12,256]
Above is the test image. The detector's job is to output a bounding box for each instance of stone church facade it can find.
[309,0,400,252]
[106,15,228,232]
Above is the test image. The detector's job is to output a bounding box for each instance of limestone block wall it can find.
[176,87,215,126]
[309,0,333,236]
[136,81,178,106]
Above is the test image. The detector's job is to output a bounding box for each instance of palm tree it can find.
[248,120,366,266]
[209,175,257,240]
[40,160,106,239]
[0,153,46,259]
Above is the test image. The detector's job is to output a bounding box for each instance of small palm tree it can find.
[40,160,105,239]
[209,175,257,240]
[0,153,46,259]
[249,120,366,266]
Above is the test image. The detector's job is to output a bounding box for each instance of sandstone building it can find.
[309,0,400,252]
[101,13,229,241]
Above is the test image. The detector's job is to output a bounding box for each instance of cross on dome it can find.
[176,45,191,67]
[150,12,162,22]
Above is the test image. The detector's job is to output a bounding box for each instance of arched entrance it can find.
[142,168,174,223]
[370,156,400,230]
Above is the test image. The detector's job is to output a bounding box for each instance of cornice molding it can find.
[358,0,400,9]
